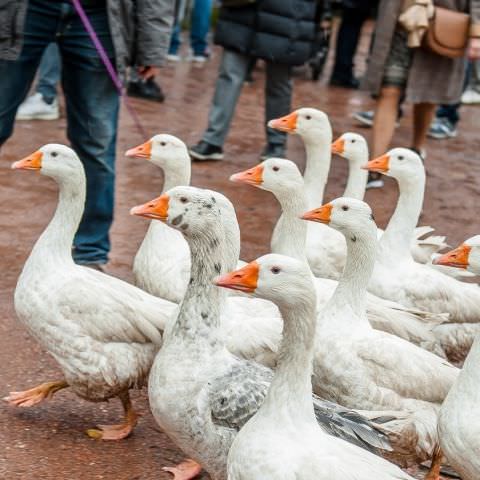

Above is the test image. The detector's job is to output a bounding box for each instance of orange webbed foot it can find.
[86,421,136,441]
[162,459,202,480]
[3,380,68,407]
[86,391,139,441]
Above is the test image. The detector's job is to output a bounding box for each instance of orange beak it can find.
[11,150,43,171]
[433,244,471,269]
[130,194,169,221]
[268,112,298,133]
[331,138,345,155]
[214,261,259,294]
[362,154,390,173]
[125,140,152,159]
[301,203,333,224]
[230,164,264,186]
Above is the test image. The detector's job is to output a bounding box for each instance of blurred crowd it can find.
[0,0,479,267]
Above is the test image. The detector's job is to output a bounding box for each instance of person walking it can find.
[0,0,173,268]
[189,0,320,161]
[168,0,213,62]
[362,0,480,188]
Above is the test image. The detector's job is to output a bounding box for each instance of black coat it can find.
[214,0,318,66]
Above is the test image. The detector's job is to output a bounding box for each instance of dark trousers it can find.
[0,0,119,264]
[331,7,370,83]
[203,49,292,148]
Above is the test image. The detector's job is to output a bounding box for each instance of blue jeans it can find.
[36,43,61,104]
[169,0,212,56]
[0,0,118,264]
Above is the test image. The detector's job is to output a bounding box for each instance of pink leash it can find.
[70,0,149,140]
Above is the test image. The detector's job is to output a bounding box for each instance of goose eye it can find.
[160,141,167,147]
[51,152,58,158]
[342,205,349,211]
[305,115,312,120]
[398,155,404,161]
[272,166,280,172]
[271,266,281,274]
[180,197,188,204]
[351,139,356,143]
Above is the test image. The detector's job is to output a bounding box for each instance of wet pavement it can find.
[1,23,479,479]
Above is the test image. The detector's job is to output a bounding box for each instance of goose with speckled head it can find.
[131,186,392,480]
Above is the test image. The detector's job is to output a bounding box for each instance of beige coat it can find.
[363,0,480,104]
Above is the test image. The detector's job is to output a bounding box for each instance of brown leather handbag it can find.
[422,6,470,58]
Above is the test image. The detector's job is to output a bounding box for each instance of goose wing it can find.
[56,268,178,346]
[209,359,391,453]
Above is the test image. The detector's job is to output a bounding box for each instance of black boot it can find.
[127,78,165,102]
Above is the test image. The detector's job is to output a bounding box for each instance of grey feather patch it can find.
[172,214,183,226]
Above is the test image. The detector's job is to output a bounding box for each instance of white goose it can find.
[230,158,446,355]
[216,255,415,480]
[434,238,480,480]
[126,134,191,304]
[126,134,248,305]
[364,149,480,359]
[332,132,472,277]
[268,108,345,279]
[4,145,178,440]
[269,109,448,272]
[132,187,392,480]
[302,197,459,470]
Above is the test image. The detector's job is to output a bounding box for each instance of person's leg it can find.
[190,0,212,56]
[264,62,292,151]
[412,103,436,152]
[169,0,185,57]
[59,3,119,265]
[435,103,460,125]
[371,86,403,157]
[471,60,480,92]
[0,1,57,145]
[36,43,61,103]
[330,7,368,87]
[202,49,250,147]
[168,23,182,55]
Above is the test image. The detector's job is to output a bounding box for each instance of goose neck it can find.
[261,297,317,422]
[169,224,238,349]
[458,332,480,384]
[273,187,308,263]
[380,173,424,259]
[162,161,191,192]
[328,228,376,325]
[343,157,368,200]
[303,138,331,209]
[32,174,86,265]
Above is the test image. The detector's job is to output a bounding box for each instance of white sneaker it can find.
[192,55,207,63]
[16,93,59,120]
[167,54,181,62]
[461,88,480,104]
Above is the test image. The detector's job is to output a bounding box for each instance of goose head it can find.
[331,132,368,164]
[215,253,315,309]
[230,158,303,196]
[131,186,240,272]
[362,148,424,184]
[268,107,332,144]
[434,235,480,274]
[302,197,377,241]
[131,186,231,235]
[12,144,84,182]
[125,134,189,172]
